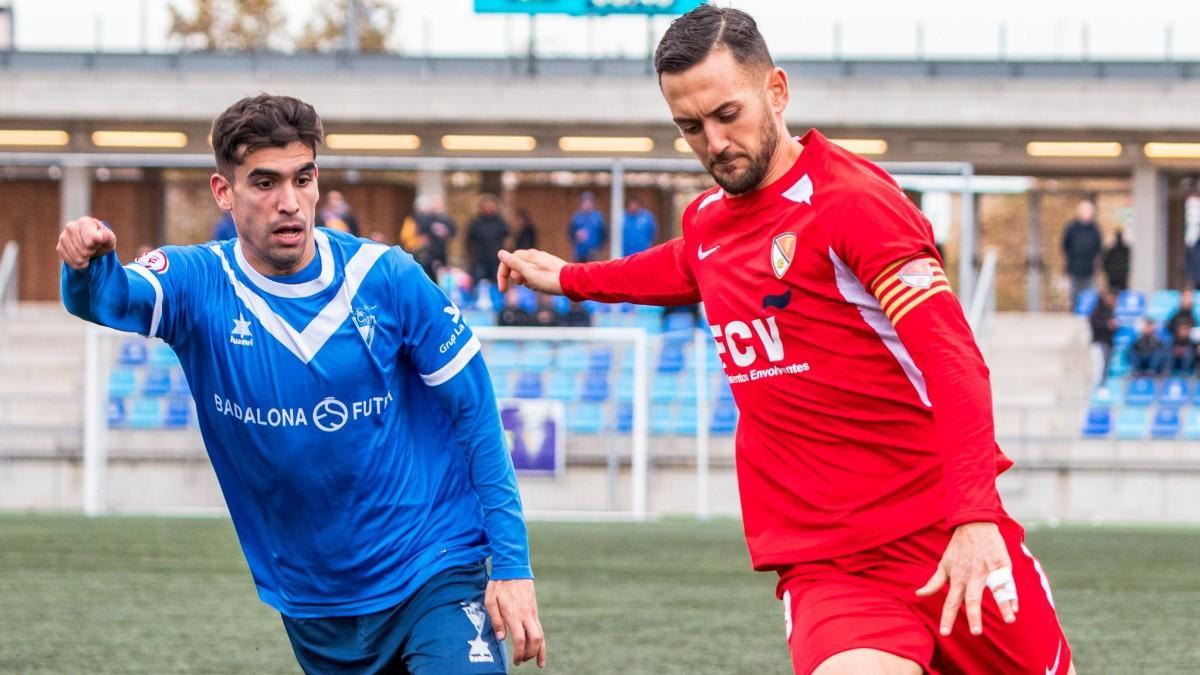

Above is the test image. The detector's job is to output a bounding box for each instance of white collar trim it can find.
[233,228,335,298]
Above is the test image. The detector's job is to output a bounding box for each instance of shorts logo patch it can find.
[771,233,797,279]
[460,601,494,663]
[135,249,169,275]
[897,259,934,289]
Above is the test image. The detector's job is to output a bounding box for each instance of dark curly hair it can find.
[210,94,324,178]
[654,5,773,79]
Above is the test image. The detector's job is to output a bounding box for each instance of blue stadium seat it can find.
[1114,407,1150,439]
[614,373,635,403]
[150,343,181,367]
[677,380,699,404]
[584,300,606,314]
[164,396,191,428]
[664,312,696,332]
[546,372,577,401]
[657,343,686,374]
[1158,377,1189,407]
[1115,291,1146,325]
[129,398,162,429]
[567,404,604,435]
[486,342,520,371]
[517,342,554,370]
[672,405,698,435]
[1112,326,1136,350]
[490,371,511,398]
[555,346,590,372]
[106,397,126,428]
[588,348,614,373]
[169,369,191,396]
[580,374,610,402]
[614,401,633,432]
[1073,288,1099,316]
[651,376,677,404]
[1183,408,1200,440]
[1147,290,1182,323]
[1125,377,1156,406]
[117,339,148,366]
[1107,348,1131,377]
[467,312,496,327]
[1089,383,1123,408]
[650,405,675,435]
[632,314,662,334]
[141,367,172,397]
[553,295,570,314]
[1151,406,1182,439]
[716,379,735,403]
[711,400,738,435]
[108,368,136,398]
[513,372,543,398]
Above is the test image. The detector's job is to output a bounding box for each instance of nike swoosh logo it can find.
[1045,640,1062,675]
[698,244,720,260]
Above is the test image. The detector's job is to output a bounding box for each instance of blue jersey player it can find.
[56,95,546,673]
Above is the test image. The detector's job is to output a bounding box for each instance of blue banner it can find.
[475,0,703,16]
[500,399,564,477]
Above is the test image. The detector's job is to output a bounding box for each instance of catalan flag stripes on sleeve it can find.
[870,257,953,325]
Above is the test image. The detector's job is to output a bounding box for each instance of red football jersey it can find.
[561,130,1012,568]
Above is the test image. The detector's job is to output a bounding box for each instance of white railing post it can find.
[693,328,710,521]
[630,328,648,521]
[967,248,999,337]
[82,325,107,517]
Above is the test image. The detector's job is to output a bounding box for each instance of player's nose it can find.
[276,183,300,214]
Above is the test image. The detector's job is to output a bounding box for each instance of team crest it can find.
[897,259,935,289]
[460,602,494,663]
[352,304,378,348]
[771,233,797,279]
[134,248,169,274]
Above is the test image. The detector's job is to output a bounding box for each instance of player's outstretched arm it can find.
[499,239,700,307]
[58,217,164,337]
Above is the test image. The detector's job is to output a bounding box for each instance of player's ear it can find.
[210,172,233,212]
[766,66,789,114]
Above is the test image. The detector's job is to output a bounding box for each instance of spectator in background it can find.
[1130,320,1165,377]
[533,294,560,327]
[622,197,658,256]
[512,209,538,251]
[1102,228,1131,292]
[316,190,359,236]
[401,194,457,280]
[1061,199,1102,307]
[467,194,510,285]
[1167,322,1197,376]
[1166,288,1196,337]
[569,191,606,262]
[212,211,237,240]
[497,288,531,327]
[562,301,592,328]
[1089,288,1117,388]
[1185,193,1200,287]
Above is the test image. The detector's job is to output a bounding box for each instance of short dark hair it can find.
[210,94,324,177]
[654,5,773,78]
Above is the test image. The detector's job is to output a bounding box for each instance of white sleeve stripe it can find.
[125,263,163,338]
[421,334,481,386]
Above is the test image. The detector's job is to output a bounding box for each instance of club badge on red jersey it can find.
[897,259,935,289]
[772,233,797,279]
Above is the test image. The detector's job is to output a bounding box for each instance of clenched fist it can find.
[57,217,117,270]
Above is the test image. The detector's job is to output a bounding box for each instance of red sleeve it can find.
[833,186,1005,527]
[559,237,701,306]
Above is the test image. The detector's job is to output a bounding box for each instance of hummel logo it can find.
[698,244,720,260]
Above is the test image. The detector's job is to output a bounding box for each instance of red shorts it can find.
[778,518,1070,675]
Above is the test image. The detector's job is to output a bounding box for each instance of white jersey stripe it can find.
[125,263,164,338]
[1021,543,1057,609]
[421,335,481,386]
[233,228,336,298]
[828,247,931,407]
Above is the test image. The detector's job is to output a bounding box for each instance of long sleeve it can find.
[559,237,701,306]
[61,251,162,337]
[427,354,532,579]
[834,187,1005,527]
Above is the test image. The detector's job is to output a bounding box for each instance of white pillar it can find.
[1131,164,1168,293]
[416,168,445,201]
[60,164,92,223]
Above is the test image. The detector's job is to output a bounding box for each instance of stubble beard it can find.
[707,117,780,196]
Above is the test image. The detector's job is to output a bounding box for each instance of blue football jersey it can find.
[63,228,531,618]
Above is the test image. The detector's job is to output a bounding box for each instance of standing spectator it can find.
[1186,193,1200,287]
[1130,320,1165,377]
[562,301,592,327]
[316,190,359,236]
[622,196,658,256]
[512,209,539,250]
[401,194,457,280]
[533,294,560,327]
[212,211,237,240]
[1102,228,1131,292]
[568,191,606,262]
[467,194,511,285]
[1089,288,1117,388]
[1061,199,1102,308]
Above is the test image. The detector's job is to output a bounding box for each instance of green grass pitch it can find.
[1,515,1198,673]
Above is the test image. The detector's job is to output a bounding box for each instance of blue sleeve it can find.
[61,251,161,337]
[392,251,532,579]
[61,245,195,345]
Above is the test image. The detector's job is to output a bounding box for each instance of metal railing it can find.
[0,240,18,332]
[967,247,998,339]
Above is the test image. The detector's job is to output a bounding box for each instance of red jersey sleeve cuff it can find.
[946,507,1004,529]
[559,264,587,302]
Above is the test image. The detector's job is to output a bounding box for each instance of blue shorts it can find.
[281,562,508,674]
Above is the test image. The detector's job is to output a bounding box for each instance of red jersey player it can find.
[498,6,1076,675]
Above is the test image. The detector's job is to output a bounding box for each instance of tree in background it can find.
[167,0,288,52]
[297,0,397,53]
